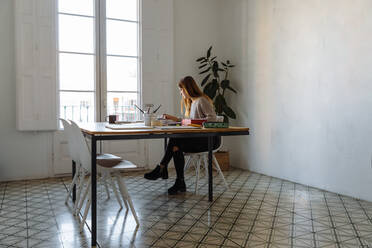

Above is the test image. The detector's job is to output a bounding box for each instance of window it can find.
[58,0,141,123]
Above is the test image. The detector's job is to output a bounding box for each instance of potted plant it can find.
[196,46,237,170]
[196,46,237,123]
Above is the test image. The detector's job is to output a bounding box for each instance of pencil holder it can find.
[144,113,154,126]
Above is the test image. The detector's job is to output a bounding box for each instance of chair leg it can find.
[76,176,91,216]
[184,156,193,172]
[74,169,86,214]
[195,157,201,194]
[107,171,124,209]
[80,188,91,232]
[114,172,139,226]
[65,167,80,204]
[203,156,209,179]
[212,156,229,189]
[101,170,111,199]
[113,173,129,210]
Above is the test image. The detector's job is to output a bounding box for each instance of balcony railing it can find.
[60,104,141,122]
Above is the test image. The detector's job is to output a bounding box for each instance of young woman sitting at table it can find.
[144,76,220,195]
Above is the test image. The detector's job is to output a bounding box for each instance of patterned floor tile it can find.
[0,169,372,247]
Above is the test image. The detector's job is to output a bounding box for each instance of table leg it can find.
[208,136,213,202]
[164,137,168,152]
[72,160,76,203]
[91,136,97,247]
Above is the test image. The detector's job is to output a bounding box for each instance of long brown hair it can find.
[178,76,213,117]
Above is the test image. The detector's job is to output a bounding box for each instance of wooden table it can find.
[78,122,250,247]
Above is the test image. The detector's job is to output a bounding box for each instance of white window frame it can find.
[57,0,142,123]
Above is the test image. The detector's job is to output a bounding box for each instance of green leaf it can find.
[223,105,236,119]
[199,67,211,74]
[196,57,205,62]
[212,61,219,78]
[218,68,225,72]
[203,80,219,99]
[221,62,227,67]
[223,114,229,123]
[227,86,237,93]
[227,60,230,64]
[221,80,230,90]
[211,56,217,61]
[207,46,212,58]
[198,63,208,69]
[201,74,211,86]
[228,65,235,68]
[214,94,226,114]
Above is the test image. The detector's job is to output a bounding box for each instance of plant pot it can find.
[213,151,230,171]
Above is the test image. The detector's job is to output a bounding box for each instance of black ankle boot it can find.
[168,179,186,195]
[144,165,168,180]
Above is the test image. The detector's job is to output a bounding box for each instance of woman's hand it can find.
[162,114,181,122]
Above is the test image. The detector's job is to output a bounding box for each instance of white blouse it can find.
[190,97,217,121]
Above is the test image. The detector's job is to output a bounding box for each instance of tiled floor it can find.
[1,169,372,248]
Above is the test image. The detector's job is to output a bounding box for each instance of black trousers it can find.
[160,137,221,180]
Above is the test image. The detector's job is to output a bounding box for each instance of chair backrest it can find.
[60,119,80,163]
[69,121,92,173]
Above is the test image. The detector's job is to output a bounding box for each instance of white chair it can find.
[61,119,85,212]
[61,119,116,214]
[184,138,229,194]
[69,121,139,231]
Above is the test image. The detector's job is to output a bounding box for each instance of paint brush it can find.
[134,104,145,114]
[152,104,162,114]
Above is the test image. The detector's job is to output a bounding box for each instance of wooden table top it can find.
[79,122,250,135]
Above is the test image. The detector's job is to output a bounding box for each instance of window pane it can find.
[60,92,95,122]
[59,15,94,53]
[58,0,94,16]
[107,93,139,122]
[106,20,137,56]
[106,0,138,21]
[59,53,95,91]
[107,56,137,92]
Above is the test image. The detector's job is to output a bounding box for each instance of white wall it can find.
[0,0,54,181]
[3,0,372,203]
[142,0,175,166]
[226,0,372,201]
[173,0,227,113]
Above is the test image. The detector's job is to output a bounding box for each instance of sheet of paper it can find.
[156,126,201,130]
[106,123,201,130]
[105,123,154,130]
